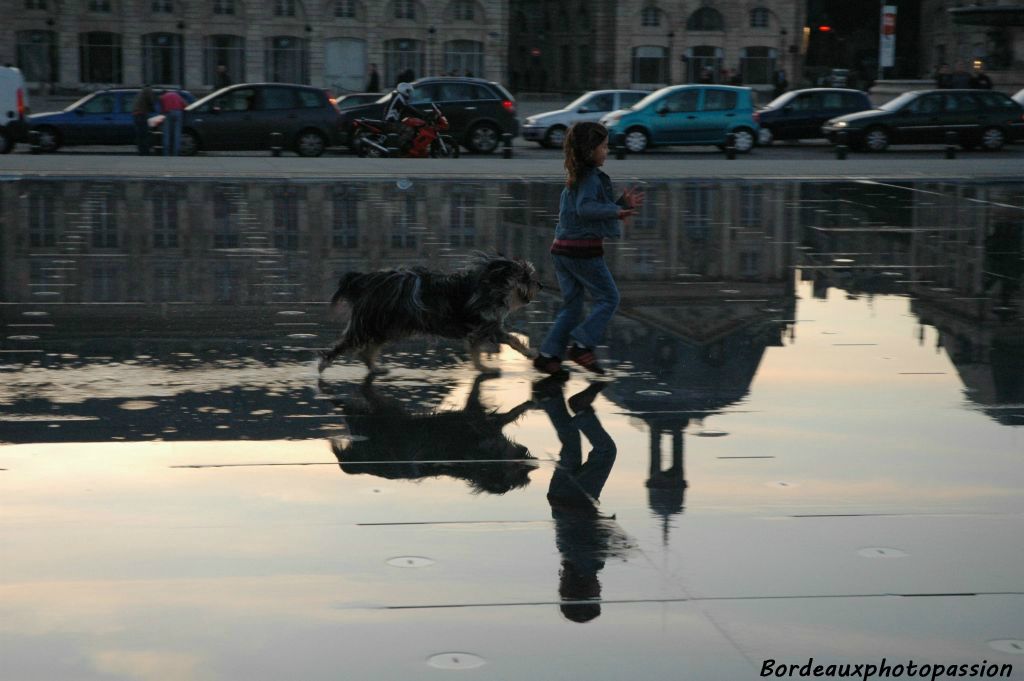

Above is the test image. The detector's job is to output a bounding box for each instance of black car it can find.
[822,89,1024,152]
[756,88,871,144]
[182,83,343,157]
[336,77,519,154]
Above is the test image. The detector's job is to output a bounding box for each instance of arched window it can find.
[16,30,59,83]
[444,40,483,77]
[750,7,770,28]
[265,36,310,83]
[740,46,776,84]
[142,32,184,85]
[632,45,668,85]
[641,6,661,27]
[687,7,724,31]
[204,35,245,86]
[79,31,122,83]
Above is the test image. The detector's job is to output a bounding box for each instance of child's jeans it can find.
[540,255,620,358]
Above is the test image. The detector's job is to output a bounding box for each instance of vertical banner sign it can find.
[879,5,897,69]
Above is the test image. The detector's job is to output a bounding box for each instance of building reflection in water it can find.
[1,178,1022,530]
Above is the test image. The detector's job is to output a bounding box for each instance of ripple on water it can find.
[119,400,159,411]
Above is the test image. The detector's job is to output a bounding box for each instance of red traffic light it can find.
[817,24,832,32]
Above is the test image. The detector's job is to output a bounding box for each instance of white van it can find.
[0,66,29,153]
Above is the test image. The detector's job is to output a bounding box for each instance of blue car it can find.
[29,88,194,152]
[600,85,759,153]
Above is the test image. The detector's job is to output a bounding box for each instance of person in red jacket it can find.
[158,89,187,156]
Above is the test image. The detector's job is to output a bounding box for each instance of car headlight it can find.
[525,117,537,126]
[833,121,848,128]
[603,115,622,126]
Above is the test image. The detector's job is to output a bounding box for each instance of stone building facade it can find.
[918,1,1024,88]
[509,0,805,93]
[3,0,508,94]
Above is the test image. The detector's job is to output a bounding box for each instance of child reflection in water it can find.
[533,377,632,623]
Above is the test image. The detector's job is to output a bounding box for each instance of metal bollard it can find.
[269,131,283,157]
[725,133,736,160]
[835,130,848,160]
[614,132,626,160]
[944,131,957,159]
[28,129,41,154]
[501,132,513,159]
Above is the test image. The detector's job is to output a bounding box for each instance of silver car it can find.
[522,89,648,148]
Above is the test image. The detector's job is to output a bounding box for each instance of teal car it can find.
[600,85,759,153]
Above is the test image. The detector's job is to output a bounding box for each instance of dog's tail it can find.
[330,272,364,310]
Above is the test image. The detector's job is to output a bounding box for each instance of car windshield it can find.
[564,92,596,110]
[376,92,392,104]
[764,92,795,109]
[186,90,220,111]
[630,87,674,111]
[878,92,918,112]
[65,94,100,111]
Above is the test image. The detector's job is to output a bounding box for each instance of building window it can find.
[444,40,483,78]
[153,266,181,302]
[79,32,122,83]
[25,0,47,9]
[152,0,173,13]
[151,189,179,248]
[453,0,474,21]
[273,189,300,251]
[91,265,121,302]
[391,195,418,249]
[212,0,235,14]
[204,35,245,86]
[273,0,296,16]
[394,0,415,19]
[334,0,357,17]
[142,33,184,85]
[449,192,476,247]
[750,7,770,28]
[740,186,762,228]
[687,7,724,31]
[89,195,118,248]
[383,39,424,86]
[212,188,240,248]
[684,186,712,239]
[88,0,112,12]
[685,45,723,83]
[332,190,358,249]
[213,263,240,303]
[740,46,777,85]
[27,192,56,248]
[632,45,668,84]
[265,36,310,84]
[740,251,761,277]
[16,30,58,83]
[641,6,661,27]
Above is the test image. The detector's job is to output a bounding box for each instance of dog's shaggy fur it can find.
[329,375,537,495]
[318,255,540,374]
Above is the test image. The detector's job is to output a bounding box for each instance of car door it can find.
[110,91,136,145]
[942,91,983,142]
[895,93,944,144]
[253,86,300,147]
[786,91,821,139]
[188,87,258,150]
[698,88,739,142]
[67,92,118,145]
[430,82,474,134]
[813,91,849,138]
[649,89,700,144]
[616,91,646,111]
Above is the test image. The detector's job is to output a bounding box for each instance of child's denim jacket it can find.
[554,168,625,240]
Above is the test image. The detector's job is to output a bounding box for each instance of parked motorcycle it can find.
[352,103,459,159]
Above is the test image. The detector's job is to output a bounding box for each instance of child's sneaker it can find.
[567,345,605,375]
[533,354,569,377]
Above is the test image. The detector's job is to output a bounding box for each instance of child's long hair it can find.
[564,122,608,188]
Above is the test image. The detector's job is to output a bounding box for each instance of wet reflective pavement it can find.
[1,178,1023,679]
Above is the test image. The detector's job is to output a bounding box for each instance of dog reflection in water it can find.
[533,377,636,623]
[328,374,537,495]
[319,255,541,376]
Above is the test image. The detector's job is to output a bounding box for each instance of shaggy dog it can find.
[318,255,540,374]
[328,375,537,495]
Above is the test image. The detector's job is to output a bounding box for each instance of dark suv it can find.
[182,83,343,157]
[822,89,1024,151]
[336,77,518,154]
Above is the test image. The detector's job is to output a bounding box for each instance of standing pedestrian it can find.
[970,63,993,89]
[950,60,972,88]
[158,89,187,156]
[772,69,788,98]
[214,64,232,89]
[366,63,380,92]
[131,86,155,156]
[534,122,643,376]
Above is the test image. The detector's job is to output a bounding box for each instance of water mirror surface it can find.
[1,178,1022,680]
